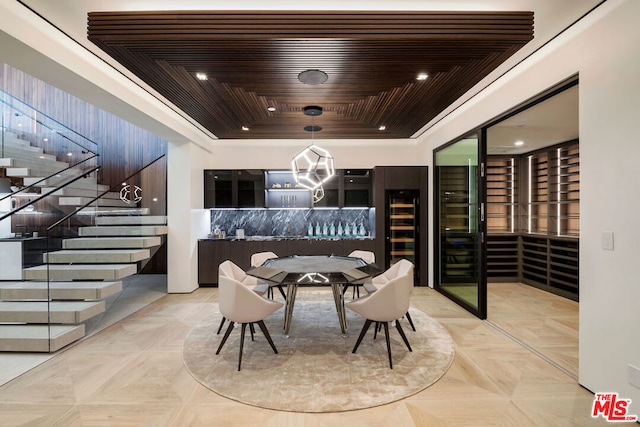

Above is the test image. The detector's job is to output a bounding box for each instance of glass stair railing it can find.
[0,90,166,353]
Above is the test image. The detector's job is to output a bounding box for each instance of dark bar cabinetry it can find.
[198,238,375,285]
[373,166,428,285]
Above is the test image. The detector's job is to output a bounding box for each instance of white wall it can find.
[206,139,423,170]
[167,141,210,293]
[417,0,640,403]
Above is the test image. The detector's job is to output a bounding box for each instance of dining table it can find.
[246,254,382,338]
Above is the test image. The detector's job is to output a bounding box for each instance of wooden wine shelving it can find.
[486,141,579,300]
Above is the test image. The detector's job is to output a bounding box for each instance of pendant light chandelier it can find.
[291,106,335,201]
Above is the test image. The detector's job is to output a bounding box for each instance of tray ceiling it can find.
[88,11,534,140]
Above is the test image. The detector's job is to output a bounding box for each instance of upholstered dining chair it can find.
[217,260,270,334]
[348,250,375,264]
[216,275,283,371]
[250,251,286,300]
[346,268,413,369]
[363,259,416,331]
[345,249,376,298]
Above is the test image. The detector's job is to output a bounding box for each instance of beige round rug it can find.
[183,290,454,413]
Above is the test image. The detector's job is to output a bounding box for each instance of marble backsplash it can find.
[210,208,375,238]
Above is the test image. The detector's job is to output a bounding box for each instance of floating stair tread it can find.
[41,187,119,198]
[0,157,70,169]
[2,146,54,160]
[62,236,162,249]
[0,301,105,324]
[1,133,32,147]
[95,216,167,225]
[24,176,107,191]
[79,225,168,237]
[44,249,150,264]
[0,281,122,300]
[23,264,138,281]
[74,207,150,215]
[6,166,82,178]
[59,197,129,207]
[0,325,85,352]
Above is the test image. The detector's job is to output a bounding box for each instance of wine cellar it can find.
[486,140,579,300]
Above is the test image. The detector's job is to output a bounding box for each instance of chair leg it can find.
[216,321,235,354]
[395,319,413,352]
[216,317,226,334]
[256,320,278,354]
[382,322,393,369]
[375,321,383,337]
[238,323,247,371]
[351,284,360,299]
[277,285,287,301]
[352,319,373,354]
[249,323,255,341]
[405,311,416,332]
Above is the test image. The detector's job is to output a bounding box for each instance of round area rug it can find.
[183,290,454,413]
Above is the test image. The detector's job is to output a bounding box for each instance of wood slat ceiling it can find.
[88,11,533,140]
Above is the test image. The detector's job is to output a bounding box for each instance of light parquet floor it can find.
[0,282,618,426]
[487,282,579,379]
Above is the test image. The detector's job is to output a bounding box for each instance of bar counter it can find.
[198,236,375,285]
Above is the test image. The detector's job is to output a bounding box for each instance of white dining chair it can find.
[217,260,270,334]
[345,250,376,298]
[250,251,286,300]
[216,275,283,371]
[349,250,375,264]
[363,259,416,331]
[250,251,278,267]
[346,268,413,369]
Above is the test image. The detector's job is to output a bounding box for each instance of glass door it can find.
[434,132,486,318]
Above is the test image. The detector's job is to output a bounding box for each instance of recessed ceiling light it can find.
[196,72,208,81]
[378,125,386,131]
[241,126,249,131]
[514,141,524,146]
[416,73,429,81]
[267,106,276,112]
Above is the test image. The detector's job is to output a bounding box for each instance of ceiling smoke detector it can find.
[298,69,328,85]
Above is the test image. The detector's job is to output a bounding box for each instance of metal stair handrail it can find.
[47,154,166,231]
[0,165,101,222]
[0,153,100,203]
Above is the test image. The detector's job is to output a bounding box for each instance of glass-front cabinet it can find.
[205,169,371,209]
[387,191,418,267]
[264,170,312,208]
[204,169,263,208]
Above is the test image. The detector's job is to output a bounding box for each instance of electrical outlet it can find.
[628,364,640,389]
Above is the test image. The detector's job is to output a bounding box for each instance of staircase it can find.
[0,130,167,352]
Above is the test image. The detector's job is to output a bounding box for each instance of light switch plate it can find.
[628,364,640,389]
[601,231,614,251]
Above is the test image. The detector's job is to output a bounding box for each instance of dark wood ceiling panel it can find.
[88,11,533,139]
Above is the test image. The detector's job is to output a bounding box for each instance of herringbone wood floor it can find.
[0,282,618,426]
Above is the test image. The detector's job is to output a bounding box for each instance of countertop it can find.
[200,235,374,241]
